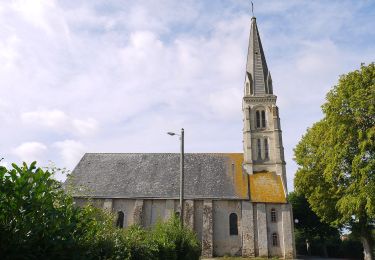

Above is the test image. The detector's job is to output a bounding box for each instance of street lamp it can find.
[167,128,184,226]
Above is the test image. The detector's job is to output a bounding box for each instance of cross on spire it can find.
[251,1,254,17]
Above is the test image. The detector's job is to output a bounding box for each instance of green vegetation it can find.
[0,162,201,259]
[203,256,264,260]
[289,192,363,258]
[294,63,375,259]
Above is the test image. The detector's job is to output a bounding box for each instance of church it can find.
[68,15,296,258]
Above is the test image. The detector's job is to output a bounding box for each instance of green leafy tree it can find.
[0,162,201,259]
[294,63,375,260]
[0,162,128,259]
[289,192,339,256]
[0,162,81,258]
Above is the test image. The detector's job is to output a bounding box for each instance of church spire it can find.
[244,17,273,96]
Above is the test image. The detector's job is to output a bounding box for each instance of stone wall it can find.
[112,199,135,227]
[266,203,283,256]
[241,201,255,256]
[202,200,213,257]
[213,200,242,256]
[194,200,203,242]
[72,197,295,258]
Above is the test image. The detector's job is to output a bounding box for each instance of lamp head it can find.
[167,132,176,136]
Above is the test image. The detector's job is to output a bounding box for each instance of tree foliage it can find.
[289,192,363,258]
[294,63,375,259]
[0,162,201,259]
[289,192,339,255]
[0,162,82,258]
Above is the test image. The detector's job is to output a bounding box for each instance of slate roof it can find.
[246,17,271,95]
[67,153,249,200]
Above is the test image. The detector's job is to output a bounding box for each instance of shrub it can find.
[0,162,82,259]
[0,162,201,260]
[151,216,201,260]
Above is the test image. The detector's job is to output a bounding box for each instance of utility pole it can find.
[179,128,184,227]
[167,128,185,227]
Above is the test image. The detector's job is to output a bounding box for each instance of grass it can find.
[201,257,271,260]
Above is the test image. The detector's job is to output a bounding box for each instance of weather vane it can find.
[251,1,254,17]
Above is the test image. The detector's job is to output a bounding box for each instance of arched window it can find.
[261,110,266,128]
[257,139,262,160]
[229,213,238,235]
[256,111,260,128]
[272,232,278,246]
[264,138,269,160]
[271,208,277,222]
[116,211,124,228]
[255,109,266,129]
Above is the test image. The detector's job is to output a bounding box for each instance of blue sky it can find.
[1,0,374,191]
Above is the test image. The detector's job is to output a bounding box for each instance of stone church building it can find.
[68,16,296,258]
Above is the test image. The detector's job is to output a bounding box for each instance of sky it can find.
[0,0,374,191]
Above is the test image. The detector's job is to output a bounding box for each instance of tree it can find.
[0,162,201,259]
[289,192,339,256]
[0,162,80,258]
[0,162,128,259]
[294,63,375,260]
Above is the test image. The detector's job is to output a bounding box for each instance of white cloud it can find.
[0,0,374,192]
[208,88,242,119]
[21,109,68,129]
[12,141,47,163]
[53,140,85,170]
[72,118,98,136]
[10,0,58,35]
[21,109,98,136]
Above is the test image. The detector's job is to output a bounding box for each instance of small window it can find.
[264,138,269,160]
[261,110,266,128]
[229,213,238,235]
[272,232,278,246]
[271,208,277,222]
[257,139,262,160]
[256,111,261,128]
[116,211,124,228]
[255,109,266,129]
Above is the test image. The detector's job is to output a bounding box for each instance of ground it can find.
[201,257,350,260]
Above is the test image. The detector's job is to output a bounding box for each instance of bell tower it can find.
[242,17,287,194]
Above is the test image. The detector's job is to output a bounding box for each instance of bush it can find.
[0,162,201,260]
[0,162,83,259]
[151,216,201,260]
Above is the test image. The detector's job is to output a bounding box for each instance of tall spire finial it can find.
[251,1,254,17]
[245,8,272,96]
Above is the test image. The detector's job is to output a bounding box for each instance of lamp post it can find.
[167,128,184,226]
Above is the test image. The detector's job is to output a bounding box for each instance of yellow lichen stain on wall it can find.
[222,153,248,199]
[249,172,286,203]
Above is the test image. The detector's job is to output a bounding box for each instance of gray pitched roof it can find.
[66,153,249,200]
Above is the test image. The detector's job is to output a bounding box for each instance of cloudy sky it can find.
[1,0,374,191]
